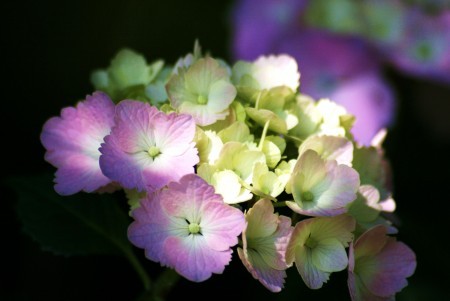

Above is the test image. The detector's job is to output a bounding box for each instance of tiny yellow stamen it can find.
[197,95,207,105]
[148,146,160,158]
[188,223,201,234]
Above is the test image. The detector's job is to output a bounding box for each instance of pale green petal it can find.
[277,159,296,195]
[246,107,288,134]
[147,59,164,83]
[295,150,328,188]
[90,70,109,90]
[212,170,252,204]
[218,121,253,143]
[312,238,348,272]
[233,148,266,182]
[252,55,300,91]
[261,140,282,168]
[287,94,322,142]
[311,162,359,212]
[258,86,293,112]
[316,99,348,137]
[196,163,216,183]
[245,199,278,239]
[252,163,285,198]
[185,57,228,95]
[166,70,197,108]
[299,135,353,166]
[215,142,243,170]
[310,215,355,246]
[125,188,146,215]
[265,135,286,155]
[275,159,297,186]
[195,129,224,164]
[290,150,328,205]
[208,79,236,112]
[108,49,150,89]
[285,217,312,265]
[286,200,304,214]
[145,81,168,104]
[294,244,330,289]
[179,101,228,126]
[231,61,254,86]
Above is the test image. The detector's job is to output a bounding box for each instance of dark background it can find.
[2,0,450,300]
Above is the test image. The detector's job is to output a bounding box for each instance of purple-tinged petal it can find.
[348,225,416,300]
[100,100,198,192]
[40,91,115,195]
[238,248,287,293]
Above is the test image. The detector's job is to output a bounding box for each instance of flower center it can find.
[197,95,208,105]
[148,146,160,158]
[305,236,318,249]
[188,222,201,234]
[302,191,314,202]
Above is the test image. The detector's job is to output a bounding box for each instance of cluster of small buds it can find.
[41,43,416,300]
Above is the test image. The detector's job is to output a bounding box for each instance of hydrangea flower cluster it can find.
[41,44,416,299]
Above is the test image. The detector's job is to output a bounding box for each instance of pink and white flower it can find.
[99,100,198,192]
[40,91,115,195]
[128,174,246,282]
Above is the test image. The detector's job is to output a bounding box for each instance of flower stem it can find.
[123,247,152,291]
[136,269,181,301]
[273,201,286,207]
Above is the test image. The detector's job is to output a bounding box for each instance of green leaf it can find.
[10,174,132,256]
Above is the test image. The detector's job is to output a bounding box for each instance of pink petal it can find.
[40,91,115,195]
[128,174,245,283]
[99,100,198,192]
[364,239,416,297]
[163,235,232,282]
[201,201,245,251]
